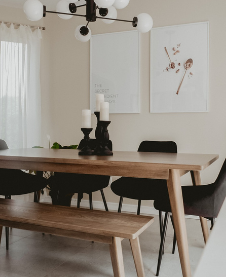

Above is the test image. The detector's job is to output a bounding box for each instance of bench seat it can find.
[0,199,154,277]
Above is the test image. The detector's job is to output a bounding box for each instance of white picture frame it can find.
[150,22,209,113]
[90,30,140,114]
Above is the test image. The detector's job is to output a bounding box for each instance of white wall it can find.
[1,0,226,206]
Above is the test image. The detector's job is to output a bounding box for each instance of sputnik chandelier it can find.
[23,0,153,42]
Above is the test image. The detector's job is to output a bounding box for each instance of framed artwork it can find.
[90,30,140,114]
[150,22,209,113]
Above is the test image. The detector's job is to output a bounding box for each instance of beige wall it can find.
[1,1,226,206]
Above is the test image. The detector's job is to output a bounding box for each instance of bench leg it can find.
[130,237,145,277]
[109,237,125,277]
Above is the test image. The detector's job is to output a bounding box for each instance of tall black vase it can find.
[98,121,113,156]
[93,112,103,155]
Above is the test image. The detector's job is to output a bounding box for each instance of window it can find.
[0,23,42,148]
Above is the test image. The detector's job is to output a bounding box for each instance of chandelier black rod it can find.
[96,16,133,23]
[46,10,134,24]
[77,4,87,8]
[46,10,86,18]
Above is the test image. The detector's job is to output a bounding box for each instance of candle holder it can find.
[98,121,113,156]
[93,112,103,155]
[79,128,93,156]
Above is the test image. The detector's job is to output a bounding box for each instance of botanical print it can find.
[163,44,194,95]
[150,22,209,113]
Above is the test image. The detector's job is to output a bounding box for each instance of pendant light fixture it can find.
[23,0,153,42]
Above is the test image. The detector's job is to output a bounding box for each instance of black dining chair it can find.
[0,139,48,250]
[49,139,112,211]
[111,141,177,255]
[154,159,226,276]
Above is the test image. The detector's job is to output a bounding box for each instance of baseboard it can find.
[41,196,198,219]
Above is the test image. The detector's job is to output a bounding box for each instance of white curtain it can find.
[0,23,42,149]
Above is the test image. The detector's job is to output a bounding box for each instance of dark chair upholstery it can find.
[49,139,112,210]
[154,159,226,218]
[111,141,177,208]
[0,139,48,250]
[154,159,226,276]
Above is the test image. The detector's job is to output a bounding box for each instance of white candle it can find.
[96,94,104,112]
[82,109,91,128]
[100,102,109,121]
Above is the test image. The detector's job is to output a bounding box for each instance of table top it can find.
[0,148,219,171]
[0,149,219,179]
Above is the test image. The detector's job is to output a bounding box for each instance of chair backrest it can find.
[212,159,226,217]
[78,139,113,151]
[138,141,177,153]
[0,139,8,150]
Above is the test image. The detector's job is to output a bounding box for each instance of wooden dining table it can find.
[0,148,219,277]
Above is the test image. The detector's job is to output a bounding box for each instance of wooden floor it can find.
[0,215,208,277]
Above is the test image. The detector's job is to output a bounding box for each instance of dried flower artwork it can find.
[164,44,194,94]
[151,22,209,113]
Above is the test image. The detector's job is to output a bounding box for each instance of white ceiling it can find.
[0,0,86,10]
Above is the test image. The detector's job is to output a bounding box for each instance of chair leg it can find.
[210,218,215,230]
[100,189,108,211]
[118,196,123,213]
[34,191,38,203]
[156,212,169,276]
[89,193,93,210]
[5,226,9,251]
[158,211,165,255]
[170,215,177,254]
[159,211,163,237]
[137,200,141,215]
[0,225,2,245]
[5,195,11,251]
[172,232,177,254]
[77,193,83,208]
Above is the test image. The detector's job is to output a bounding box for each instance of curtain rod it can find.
[0,21,45,31]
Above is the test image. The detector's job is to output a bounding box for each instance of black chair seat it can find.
[51,173,110,194]
[0,169,48,196]
[48,139,112,209]
[111,177,168,200]
[154,183,218,218]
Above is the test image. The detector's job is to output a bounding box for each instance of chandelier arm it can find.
[77,4,87,8]
[46,10,86,18]
[96,16,134,23]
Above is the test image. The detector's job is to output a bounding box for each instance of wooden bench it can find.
[0,199,154,277]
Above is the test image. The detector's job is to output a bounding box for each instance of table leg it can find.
[109,237,125,277]
[130,237,145,277]
[167,169,191,277]
[190,171,209,243]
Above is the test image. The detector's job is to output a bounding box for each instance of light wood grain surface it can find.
[167,169,191,277]
[0,199,151,277]
[190,171,209,243]
[0,149,219,179]
[0,148,219,277]
[0,199,153,240]
[109,237,126,277]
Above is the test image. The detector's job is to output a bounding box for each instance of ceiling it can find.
[0,0,86,10]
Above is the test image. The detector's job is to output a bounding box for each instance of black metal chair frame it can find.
[0,140,45,250]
